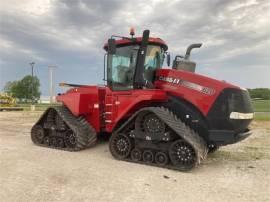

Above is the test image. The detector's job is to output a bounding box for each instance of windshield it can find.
[107,45,164,90]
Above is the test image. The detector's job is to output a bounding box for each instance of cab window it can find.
[107,44,164,91]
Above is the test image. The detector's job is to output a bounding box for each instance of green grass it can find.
[252,100,270,112]
[18,103,60,111]
[254,113,270,121]
[251,100,270,121]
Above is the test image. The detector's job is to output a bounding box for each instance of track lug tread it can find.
[31,105,97,151]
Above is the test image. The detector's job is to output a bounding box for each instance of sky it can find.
[0,0,269,96]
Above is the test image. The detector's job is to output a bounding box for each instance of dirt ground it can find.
[0,111,269,202]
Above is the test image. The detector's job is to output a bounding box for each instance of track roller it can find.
[131,148,142,161]
[155,152,168,166]
[142,150,154,163]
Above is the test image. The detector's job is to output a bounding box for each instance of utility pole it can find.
[29,62,35,111]
[48,65,57,104]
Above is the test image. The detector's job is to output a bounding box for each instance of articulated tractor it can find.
[31,29,253,171]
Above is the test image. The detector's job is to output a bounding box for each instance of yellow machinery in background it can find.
[0,93,23,111]
[0,93,16,107]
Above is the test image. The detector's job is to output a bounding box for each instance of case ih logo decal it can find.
[158,76,215,96]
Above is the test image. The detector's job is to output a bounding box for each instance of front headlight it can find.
[230,112,254,119]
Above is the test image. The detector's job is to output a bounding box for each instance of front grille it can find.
[207,88,253,132]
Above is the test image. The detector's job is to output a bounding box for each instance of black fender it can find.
[163,96,210,142]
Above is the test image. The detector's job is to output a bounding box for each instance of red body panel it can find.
[104,88,167,132]
[57,86,106,132]
[155,69,240,115]
[56,69,241,134]
[56,86,167,133]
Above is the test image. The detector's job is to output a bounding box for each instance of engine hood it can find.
[154,69,243,115]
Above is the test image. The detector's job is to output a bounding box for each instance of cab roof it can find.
[103,37,168,51]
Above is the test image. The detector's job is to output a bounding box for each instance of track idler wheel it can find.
[131,148,142,161]
[64,130,77,148]
[169,139,197,171]
[155,152,168,166]
[142,150,154,163]
[110,133,132,160]
[31,125,45,144]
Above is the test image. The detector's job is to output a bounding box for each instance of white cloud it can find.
[0,0,269,95]
[0,0,52,15]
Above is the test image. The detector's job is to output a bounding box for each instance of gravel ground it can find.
[0,111,269,202]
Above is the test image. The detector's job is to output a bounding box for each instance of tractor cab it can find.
[104,30,168,90]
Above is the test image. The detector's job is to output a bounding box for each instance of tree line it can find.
[247,88,270,100]
[3,75,41,103]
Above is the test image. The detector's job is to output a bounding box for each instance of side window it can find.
[111,56,131,84]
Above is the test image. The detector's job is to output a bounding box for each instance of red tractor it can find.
[31,30,254,171]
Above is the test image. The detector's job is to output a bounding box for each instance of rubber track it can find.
[112,106,208,170]
[32,106,97,151]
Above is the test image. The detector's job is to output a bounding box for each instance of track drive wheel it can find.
[31,125,45,144]
[169,139,197,171]
[110,133,132,160]
[142,113,165,135]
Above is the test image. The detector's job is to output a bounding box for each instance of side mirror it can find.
[108,38,116,54]
[166,52,171,67]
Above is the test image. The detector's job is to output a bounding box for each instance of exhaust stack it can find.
[173,43,202,73]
